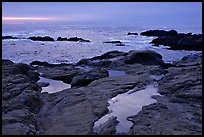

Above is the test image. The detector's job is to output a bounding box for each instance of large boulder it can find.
[124,50,164,66]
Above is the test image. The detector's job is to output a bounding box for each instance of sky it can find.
[2,2,202,26]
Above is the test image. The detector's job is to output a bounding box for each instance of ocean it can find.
[2,24,202,64]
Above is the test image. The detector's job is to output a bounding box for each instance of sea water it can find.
[2,24,202,64]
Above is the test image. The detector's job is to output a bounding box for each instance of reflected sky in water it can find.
[39,76,71,93]
[94,84,161,133]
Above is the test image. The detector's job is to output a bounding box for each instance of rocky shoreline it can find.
[2,48,202,135]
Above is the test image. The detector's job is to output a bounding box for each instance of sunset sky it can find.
[2,2,202,26]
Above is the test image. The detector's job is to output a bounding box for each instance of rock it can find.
[158,54,202,98]
[56,37,68,41]
[127,32,138,35]
[103,41,122,44]
[95,116,119,135]
[28,36,55,41]
[128,54,202,135]
[3,49,202,135]
[26,71,40,82]
[115,43,125,46]
[37,71,150,135]
[57,37,90,42]
[76,50,127,68]
[2,36,18,39]
[140,29,178,37]
[30,61,50,66]
[71,69,108,87]
[2,59,14,66]
[150,34,202,51]
[124,50,164,66]
[2,60,42,135]
[36,65,85,84]
[36,82,50,87]
[91,50,126,60]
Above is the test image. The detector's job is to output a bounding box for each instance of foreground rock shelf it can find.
[2,49,202,135]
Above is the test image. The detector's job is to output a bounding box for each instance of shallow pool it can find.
[93,83,161,134]
[38,76,71,93]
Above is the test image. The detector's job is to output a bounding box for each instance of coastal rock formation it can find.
[103,41,125,46]
[150,34,202,51]
[2,60,42,135]
[103,41,122,44]
[71,69,108,87]
[127,32,138,35]
[30,61,50,66]
[124,50,165,66]
[2,36,18,39]
[140,29,202,51]
[128,53,202,135]
[2,49,202,135]
[57,37,90,42]
[28,36,55,41]
[140,29,178,37]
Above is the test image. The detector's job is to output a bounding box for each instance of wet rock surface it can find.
[2,60,42,135]
[128,53,202,135]
[2,49,202,135]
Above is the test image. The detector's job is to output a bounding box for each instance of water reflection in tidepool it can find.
[93,83,161,134]
[38,76,71,94]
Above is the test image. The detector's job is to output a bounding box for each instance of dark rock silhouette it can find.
[103,41,122,44]
[57,37,90,42]
[103,41,125,46]
[2,36,18,39]
[140,29,178,37]
[124,50,164,66]
[127,32,138,35]
[150,34,202,51]
[28,36,55,41]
